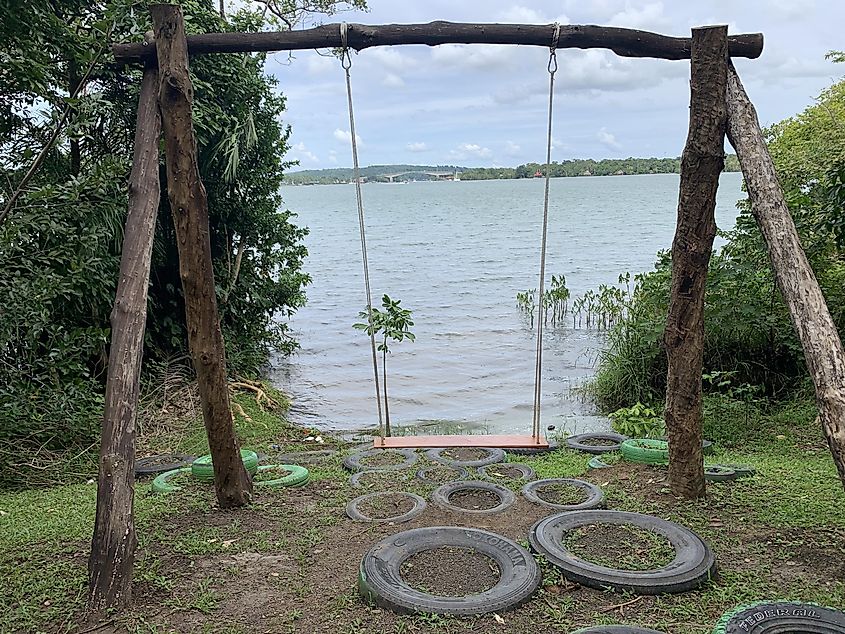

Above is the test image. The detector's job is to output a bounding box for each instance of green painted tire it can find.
[587,455,612,469]
[620,439,669,465]
[254,464,309,488]
[191,449,259,482]
[151,467,192,494]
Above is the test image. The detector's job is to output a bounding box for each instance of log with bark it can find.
[663,26,728,499]
[151,3,252,507]
[726,61,845,490]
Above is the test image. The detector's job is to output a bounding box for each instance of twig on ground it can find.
[600,595,643,612]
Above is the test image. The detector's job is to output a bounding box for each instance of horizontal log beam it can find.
[113,21,764,62]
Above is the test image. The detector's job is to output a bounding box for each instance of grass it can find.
[1,390,844,633]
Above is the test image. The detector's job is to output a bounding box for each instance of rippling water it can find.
[270,173,743,435]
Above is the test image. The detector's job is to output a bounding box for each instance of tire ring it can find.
[704,465,738,482]
[350,469,412,489]
[135,453,196,477]
[656,436,715,455]
[191,449,259,481]
[150,467,192,494]
[432,481,515,515]
[274,449,338,465]
[342,448,418,472]
[346,491,426,524]
[478,463,536,481]
[415,465,469,486]
[719,464,756,478]
[529,509,716,594]
[358,526,541,615]
[521,478,605,511]
[620,439,669,465]
[254,464,310,488]
[587,455,617,470]
[506,441,559,456]
[566,432,629,455]
[571,625,663,634]
[426,447,506,467]
[713,601,845,633]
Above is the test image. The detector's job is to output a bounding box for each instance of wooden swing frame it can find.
[87,4,845,613]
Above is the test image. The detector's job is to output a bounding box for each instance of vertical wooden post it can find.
[664,26,728,499]
[726,63,845,489]
[151,3,252,507]
[87,63,161,613]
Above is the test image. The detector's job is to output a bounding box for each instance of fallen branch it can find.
[600,595,644,612]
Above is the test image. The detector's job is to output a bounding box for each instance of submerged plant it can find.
[354,294,415,436]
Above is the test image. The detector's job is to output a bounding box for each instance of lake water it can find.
[270,173,744,436]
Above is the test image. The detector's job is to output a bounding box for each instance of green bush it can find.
[608,401,666,438]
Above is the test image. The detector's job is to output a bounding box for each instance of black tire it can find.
[342,448,417,472]
[529,510,716,594]
[274,449,337,465]
[350,469,411,489]
[571,625,663,634]
[719,463,756,478]
[346,492,426,524]
[426,447,505,467]
[359,526,541,615]
[507,441,559,456]
[521,478,605,511]
[415,465,469,486]
[704,465,738,482]
[135,453,195,477]
[432,480,515,515]
[478,463,536,481]
[566,432,629,455]
[713,601,845,633]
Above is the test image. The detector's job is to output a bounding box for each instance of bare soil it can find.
[418,465,464,483]
[353,470,408,490]
[483,465,527,480]
[534,482,589,505]
[401,547,501,596]
[357,492,415,519]
[359,452,408,467]
[447,488,501,510]
[441,447,493,461]
[564,523,676,571]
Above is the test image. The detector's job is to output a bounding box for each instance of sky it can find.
[259,0,844,170]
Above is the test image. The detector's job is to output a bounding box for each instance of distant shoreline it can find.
[285,155,741,185]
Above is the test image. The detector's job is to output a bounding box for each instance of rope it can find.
[340,24,385,438]
[531,23,560,441]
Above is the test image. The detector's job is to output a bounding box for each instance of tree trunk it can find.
[725,62,845,490]
[87,64,160,615]
[151,3,252,507]
[663,26,728,499]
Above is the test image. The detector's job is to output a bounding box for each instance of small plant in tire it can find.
[354,294,415,437]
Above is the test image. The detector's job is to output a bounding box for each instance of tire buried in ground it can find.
[432,481,515,514]
[566,432,628,454]
[478,462,536,481]
[521,478,605,511]
[425,447,506,467]
[135,453,195,477]
[415,465,469,486]
[704,465,738,482]
[620,439,669,465]
[253,464,309,488]
[571,625,663,634]
[346,491,426,523]
[150,467,192,494]
[359,526,541,615]
[529,510,716,594]
[191,449,259,481]
[342,448,417,472]
[712,601,845,633]
[506,441,559,456]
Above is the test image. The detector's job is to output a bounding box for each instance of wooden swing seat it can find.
[373,434,549,449]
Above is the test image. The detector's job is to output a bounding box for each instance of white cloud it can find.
[367,47,418,73]
[382,73,405,88]
[450,143,493,160]
[406,142,428,152]
[496,6,569,24]
[333,128,362,146]
[430,44,518,72]
[291,141,319,163]
[328,150,338,164]
[608,2,671,31]
[306,54,334,76]
[505,140,522,157]
[597,127,622,150]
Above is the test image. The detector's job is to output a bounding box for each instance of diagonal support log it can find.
[87,63,160,614]
[151,3,252,507]
[726,61,845,490]
[664,26,728,499]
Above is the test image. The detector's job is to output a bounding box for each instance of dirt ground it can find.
[73,458,845,634]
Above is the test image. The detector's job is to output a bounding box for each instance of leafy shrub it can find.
[608,402,666,438]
